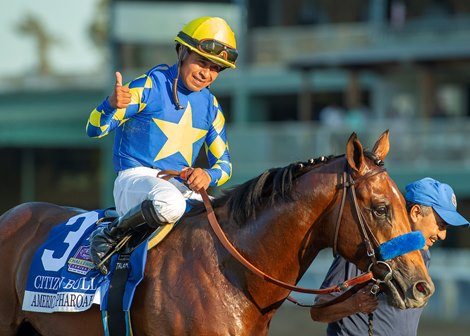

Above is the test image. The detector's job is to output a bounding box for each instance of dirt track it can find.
[269,305,469,335]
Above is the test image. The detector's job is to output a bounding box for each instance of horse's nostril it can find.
[415,281,428,295]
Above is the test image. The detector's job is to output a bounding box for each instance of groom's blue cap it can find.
[405,178,469,227]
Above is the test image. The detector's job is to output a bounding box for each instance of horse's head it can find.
[332,130,434,309]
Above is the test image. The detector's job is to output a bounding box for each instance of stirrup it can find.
[94,234,132,274]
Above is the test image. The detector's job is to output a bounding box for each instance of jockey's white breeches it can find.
[113,167,203,223]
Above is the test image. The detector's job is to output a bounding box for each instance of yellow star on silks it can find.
[153,103,208,165]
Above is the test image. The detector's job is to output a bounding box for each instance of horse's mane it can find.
[213,162,314,224]
[187,155,334,224]
[188,151,381,225]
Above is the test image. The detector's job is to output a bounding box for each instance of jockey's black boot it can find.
[90,200,163,275]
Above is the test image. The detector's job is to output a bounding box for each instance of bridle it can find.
[333,164,393,285]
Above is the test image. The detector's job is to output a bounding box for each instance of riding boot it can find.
[90,200,164,275]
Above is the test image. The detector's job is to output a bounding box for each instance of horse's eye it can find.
[373,205,388,217]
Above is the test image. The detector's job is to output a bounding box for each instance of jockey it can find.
[86,16,237,274]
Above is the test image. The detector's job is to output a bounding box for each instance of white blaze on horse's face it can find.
[391,184,402,201]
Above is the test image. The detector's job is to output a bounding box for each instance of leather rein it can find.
[157,167,387,300]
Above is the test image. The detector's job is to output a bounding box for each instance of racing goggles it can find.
[177,32,238,64]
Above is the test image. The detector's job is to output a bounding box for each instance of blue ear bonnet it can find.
[378,231,425,261]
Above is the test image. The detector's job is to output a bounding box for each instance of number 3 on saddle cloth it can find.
[22,208,175,335]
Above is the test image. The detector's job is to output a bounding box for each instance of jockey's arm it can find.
[203,107,232,187]
[86,72,146,138]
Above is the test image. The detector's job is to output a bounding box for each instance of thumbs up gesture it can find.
[109,71,131,109]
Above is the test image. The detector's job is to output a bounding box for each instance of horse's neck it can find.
[246,171,340,289]
[219,197,327,301]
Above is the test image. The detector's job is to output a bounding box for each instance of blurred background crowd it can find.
[1,1,470,334]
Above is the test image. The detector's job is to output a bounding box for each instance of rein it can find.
[157,169,377,297]
[199,185,373,295]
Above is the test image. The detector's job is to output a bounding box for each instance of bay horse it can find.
[0,131,434,336]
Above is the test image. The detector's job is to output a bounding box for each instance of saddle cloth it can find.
[22,210,153,313]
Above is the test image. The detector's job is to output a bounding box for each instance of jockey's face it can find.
[180,51,222,92]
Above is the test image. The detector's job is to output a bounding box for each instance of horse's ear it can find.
[346,132,365,173]
[372,130,390,161]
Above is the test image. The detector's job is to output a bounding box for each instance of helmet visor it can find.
[177,32,238,64]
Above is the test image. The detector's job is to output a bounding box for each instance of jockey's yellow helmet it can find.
[175,16,238,69]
